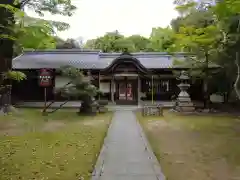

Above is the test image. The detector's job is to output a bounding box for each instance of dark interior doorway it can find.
[115,78,138,105]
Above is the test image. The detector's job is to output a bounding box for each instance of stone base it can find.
[177,97,192,102]
[175,106,195,112]
[175,101,195,112]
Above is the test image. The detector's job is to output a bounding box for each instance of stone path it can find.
[92,110,165,180]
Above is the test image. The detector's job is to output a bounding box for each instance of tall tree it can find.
[173,0,221,108]
[84,39,97,50]
[126,35,150,52]
[84,31,129,52]
[0,0,76,109]
[213,0,240,100]
[57,66,99,115]
[171,8,214,32]
[15,16,60,53]
[148,27,176,52]
[57,38,81,49]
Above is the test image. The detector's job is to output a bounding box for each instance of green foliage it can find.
[84,31,127,52]
[212,0,240,99]
[149,27,176,52]
[175,25,220,54]
[172,24,220,83]
[5,70,26,81]
[15,16,58,51]
[0,0,76,110]
[57,66,99,99]
[56,38,81,49]
[20,0,76,17]
[174,0,198,15]
[214,0,240,20]
[1,0,75,53]
[127,35,151,52]
[172,0,240,100]
[84,28,177,52]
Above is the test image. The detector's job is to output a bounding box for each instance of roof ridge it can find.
[23,49,101,54]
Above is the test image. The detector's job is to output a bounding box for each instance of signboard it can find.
[39,69,52,87]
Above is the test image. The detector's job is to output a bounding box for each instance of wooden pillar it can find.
[87,70,91,78]
[151,75,154,104]
[98,71,100,100]
[138,75,141,105]
[111,75,114,103]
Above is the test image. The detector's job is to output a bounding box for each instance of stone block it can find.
[99,106,108,113]
[142,105,163,116]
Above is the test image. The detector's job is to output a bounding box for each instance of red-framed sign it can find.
[39,69,52,87]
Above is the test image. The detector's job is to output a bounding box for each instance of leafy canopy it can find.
[56,66,99,99]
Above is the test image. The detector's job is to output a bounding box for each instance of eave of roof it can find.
[12,49,218,70]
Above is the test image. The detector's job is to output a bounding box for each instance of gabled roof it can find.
[12,49,215,70]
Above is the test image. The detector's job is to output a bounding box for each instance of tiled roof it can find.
[12,49,214,70]
[13,50,102,69]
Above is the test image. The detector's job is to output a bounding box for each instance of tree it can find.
[1,0,75,57]
[84,39,97,50]
[113,37,135,52]
[15,16,59,53]
[173,24,220,108]
[171,8,214,32]
[0,0,76,110]
[213,0,240,100]
[172,0,230,107]
[84,31,149,52]
[126,35,150,52]
[57,38,81,49]
[148,27,176,52]
[57,66,99,115]
[84,31,126,52]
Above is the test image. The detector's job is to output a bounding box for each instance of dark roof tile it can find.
[12,50,217,70]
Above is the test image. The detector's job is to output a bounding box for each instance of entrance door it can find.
[116,80,137,105]
[119,82,127,100]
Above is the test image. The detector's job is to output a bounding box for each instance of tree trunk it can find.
[78,95,97,115]
[234,19,240,100]
[234,51,240,99]
[0,0,18,112]
[203,52,210,109]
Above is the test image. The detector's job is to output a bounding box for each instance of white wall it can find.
[55,76,72,89]
[210,94,224,103]
[99,82,115,93]
[55,76,116,93]
[100,82,110,93]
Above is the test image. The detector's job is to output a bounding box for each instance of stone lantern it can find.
[175,70,195,112]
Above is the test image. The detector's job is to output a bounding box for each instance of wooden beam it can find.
[151,75,154,104]
[98,71,100,100]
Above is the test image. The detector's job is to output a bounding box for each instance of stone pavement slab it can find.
[92,110,165,180]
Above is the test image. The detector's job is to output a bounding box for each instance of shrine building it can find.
[11,49,218,105]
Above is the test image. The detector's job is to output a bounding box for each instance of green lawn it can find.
[0,109,112,180]
[137,111,240,180]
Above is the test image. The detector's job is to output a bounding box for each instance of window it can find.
[146,80,170,93]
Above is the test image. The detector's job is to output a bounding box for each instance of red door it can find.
[119,82,126,100]
[118,82,133,100]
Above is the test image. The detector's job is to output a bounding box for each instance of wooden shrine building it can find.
[11,49,217,105]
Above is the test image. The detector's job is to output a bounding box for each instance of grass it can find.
[137,110,240,180]
[0,109,112,180]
